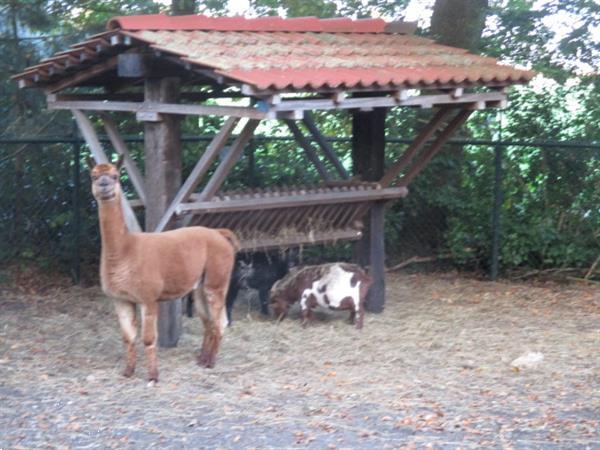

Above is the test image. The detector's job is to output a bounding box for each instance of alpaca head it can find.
[87,155,124,202]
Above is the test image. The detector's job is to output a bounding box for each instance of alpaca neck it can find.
[98,198,130,257]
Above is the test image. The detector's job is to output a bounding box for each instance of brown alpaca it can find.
[87,156,238,382]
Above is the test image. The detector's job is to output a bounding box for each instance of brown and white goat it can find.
[88,156,238,382]
[270,263,372,329]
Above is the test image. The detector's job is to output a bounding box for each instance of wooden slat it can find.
[72,109,142,233]
[177,186,408,215]
[302,112,350,179]
[154,116,240,232]
[399,109,474,186]
[285,120,332,182]
[99,112,147,206]
[197,119,260,201]
[240,229,363,251]
[380,107,453,187]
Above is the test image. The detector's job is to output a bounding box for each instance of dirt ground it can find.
[1,271,599,449]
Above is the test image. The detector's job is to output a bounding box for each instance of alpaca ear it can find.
[115,154,125,171]
[86,156,96,170]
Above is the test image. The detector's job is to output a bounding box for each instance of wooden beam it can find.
[47,97,267,119]
[177,186,409,215]
[242,83,513,98]
[399,109,474,186]
[44,56,119,93]
[285,120,332,182]
[48,92,497,119]
[380,107,453,187]
[98,112,147,206]
[51,92,246,102]
[302,112,349,179]
[198,119,260,201]
[154,116,240,232]
[71,109,142,233]
[267,91,506,113]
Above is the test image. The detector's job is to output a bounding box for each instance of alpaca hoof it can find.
[197,353,215,368]
[197,353,209,367]
[122,366,135,378]
[147,380,157,388]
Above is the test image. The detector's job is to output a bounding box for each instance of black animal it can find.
[225,251,295,325]
[185,251,295,325]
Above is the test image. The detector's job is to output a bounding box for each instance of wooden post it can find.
[144,77,183,348]
[352,107,387,312]
[369,201,386,313]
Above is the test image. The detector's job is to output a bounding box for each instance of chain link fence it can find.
[0,133,598,286]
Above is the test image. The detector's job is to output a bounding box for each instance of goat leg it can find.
[355,304,364,330]
[301,306,314,328]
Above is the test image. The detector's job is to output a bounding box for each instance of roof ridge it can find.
[106,14,389,33]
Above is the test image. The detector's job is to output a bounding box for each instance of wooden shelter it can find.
[15,14,533,346]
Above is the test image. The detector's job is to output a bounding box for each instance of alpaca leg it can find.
[115,300,137,378]
[200,257,233,368]
[204,287,228,368]
[140,302,159,382]
[193,288,213,367]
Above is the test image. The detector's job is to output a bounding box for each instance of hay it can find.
[1,273,599,448]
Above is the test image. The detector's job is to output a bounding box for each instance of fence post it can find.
[72,122,81,284]
[490,118,503,280]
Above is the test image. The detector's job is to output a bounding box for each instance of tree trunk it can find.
[430,0,489,52]
[171,0,196,15]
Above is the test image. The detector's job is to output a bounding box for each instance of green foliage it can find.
[483,0,600,79]
[249,0,408,18]
[443,84,599,271]
[0,0,598,279]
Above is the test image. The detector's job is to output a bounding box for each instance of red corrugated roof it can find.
[107,14,387,33]
[14,14,534,92]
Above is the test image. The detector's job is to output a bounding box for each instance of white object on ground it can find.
[511,352,544,369]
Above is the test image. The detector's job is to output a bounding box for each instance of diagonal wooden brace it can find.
[398,109,473,186]
[98,112,147,206]
[72,109,142,232]
[154,116,240,232]
[380,107,453,187]
[197,118,260,202]
[302,112,349,180]
[285,119,332,182]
